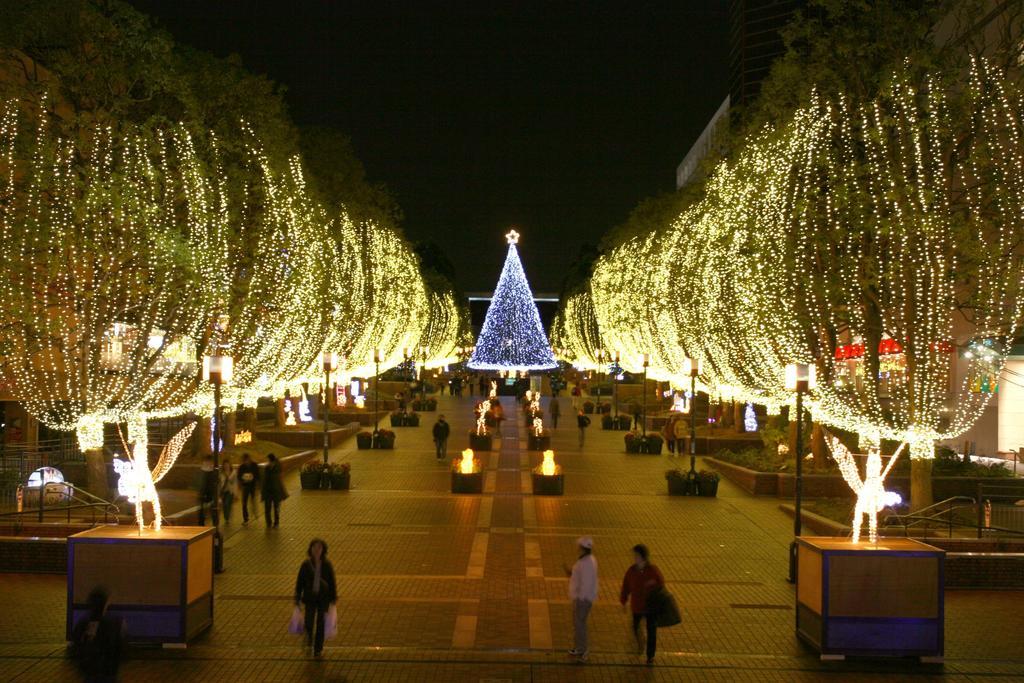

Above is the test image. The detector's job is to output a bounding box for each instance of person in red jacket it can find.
[619,544,665,665]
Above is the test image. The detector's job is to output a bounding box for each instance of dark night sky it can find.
[127,1,730,292]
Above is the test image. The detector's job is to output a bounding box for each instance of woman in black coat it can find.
[294,538,338,657]
[261,454,287,527]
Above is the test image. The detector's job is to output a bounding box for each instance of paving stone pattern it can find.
[1,395,1022,681]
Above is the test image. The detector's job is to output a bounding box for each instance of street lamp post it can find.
[613,351,620,418]
[419,346,428,403]
[374,348,382,433]
[683,356,702,477]
[321,352,338,465]
[641,353,650,435]
[785,361,816,584]
[202,354,232,574]
[595,349,605,401]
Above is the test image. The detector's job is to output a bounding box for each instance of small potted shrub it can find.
[696,469,720,497]
[374,429,396,449]
[624,432,641,454]
[412,398,438,411]
[582,401,595,414]
[300,461,324,490]
[390,411,405,427]
[601,414,614,430]
[598,403,612,415]
[642,434,664,455]
[664,468,696,496]
[356,431,373,449]
[326,462,351,490]
[617,415,632,430]
[406,412,420,427]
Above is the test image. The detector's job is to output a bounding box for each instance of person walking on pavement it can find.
[662,417,676,456]
[620,544,665,665]
[294,538,338,658]
[71,587,125,682]
[631,400,643,431]
[238,453,260,526]
[195,455,218,526]
[220,459,237,523]
[262,453,288,528]
[432,414,451,460]
[478,376,488,397]
[577,410,591,449]
[564,536,597,661]
[549,397,561,429]
[673,416,688,460]
[492,401,504,436]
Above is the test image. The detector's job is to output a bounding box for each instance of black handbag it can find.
[649,587,681,628]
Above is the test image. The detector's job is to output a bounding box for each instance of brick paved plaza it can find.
[1,395,1022,681]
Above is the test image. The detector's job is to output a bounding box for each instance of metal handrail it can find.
[884,496,976,538]
[0,482,119,528]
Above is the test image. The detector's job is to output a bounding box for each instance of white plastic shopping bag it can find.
[324,604,338,640]
[288,606,303,635]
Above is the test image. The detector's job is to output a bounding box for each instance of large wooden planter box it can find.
[390,413,420,427]
[300,471,323,489]
[469,433,493,451]
[697,479,719,497]
[67,526,214,646]
[667,476,696,496]
[527,434,551,451]
[451,471,483,494]
[796,537,944,661]
[531,472,564,495]
[300,471,350,490]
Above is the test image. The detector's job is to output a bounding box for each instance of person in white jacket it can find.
[565,536,598,660]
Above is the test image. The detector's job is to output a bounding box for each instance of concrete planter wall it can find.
[330,409,391,427]
[254,422,359,450]
[704,458,778,495]
[157,448,318,490]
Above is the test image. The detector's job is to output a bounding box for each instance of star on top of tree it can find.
[505,229,520,244]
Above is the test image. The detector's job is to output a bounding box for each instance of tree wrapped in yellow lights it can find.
[586,59,1024,509]
[550,288,605,370]
[0,102,227,471]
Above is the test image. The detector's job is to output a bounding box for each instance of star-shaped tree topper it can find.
[506,229,520,244]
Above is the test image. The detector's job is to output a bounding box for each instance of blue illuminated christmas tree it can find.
[469,230,557,371]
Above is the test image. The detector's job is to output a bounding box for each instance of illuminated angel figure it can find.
[114,420,197,533]
[825,433,906,544]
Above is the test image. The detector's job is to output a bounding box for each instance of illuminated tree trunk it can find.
[811,422,827,471]
[910,458,934,512]
[84,448,108,499]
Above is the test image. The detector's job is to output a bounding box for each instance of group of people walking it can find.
[566,538,676,665]
[195,452,288,527]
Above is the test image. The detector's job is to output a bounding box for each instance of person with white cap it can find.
[564,536,598,660]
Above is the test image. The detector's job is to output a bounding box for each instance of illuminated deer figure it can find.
[114,418,197,533]
[825,432,906,544]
